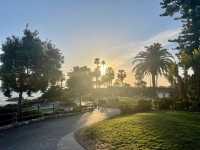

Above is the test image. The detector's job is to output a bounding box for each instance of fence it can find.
[0,103,96,127]
[0,104,64,127]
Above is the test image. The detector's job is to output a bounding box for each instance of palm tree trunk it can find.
[152,74,156,88]
[151,74,156,97]
[96,76,98,88]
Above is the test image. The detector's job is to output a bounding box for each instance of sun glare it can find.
[100,65,107,76]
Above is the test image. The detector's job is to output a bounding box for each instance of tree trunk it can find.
[152,74,156,89]
[96,76,98,88]
[151,74,156,97]
[18,91,23,121]
[80,96,82,107]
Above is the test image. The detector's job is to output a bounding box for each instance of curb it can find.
[57,109,121,150]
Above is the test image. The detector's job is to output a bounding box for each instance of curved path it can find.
[0,109,120,150]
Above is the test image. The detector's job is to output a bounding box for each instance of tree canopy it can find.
[0,27,64,118]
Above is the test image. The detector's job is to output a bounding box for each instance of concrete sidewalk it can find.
[57,108,120,150]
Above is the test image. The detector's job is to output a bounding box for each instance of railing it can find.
[0,103,96,127]
[0,104,61,127]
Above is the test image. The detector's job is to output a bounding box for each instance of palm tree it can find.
[94,58,100,67]
[106,67,115,87]
[132,43,173,89]
[94,58,100,88]
[101,60,106,66]
[117,70,126,86]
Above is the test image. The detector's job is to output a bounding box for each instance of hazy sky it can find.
[0,0,181,86]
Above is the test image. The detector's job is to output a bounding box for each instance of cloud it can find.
[108,28,180,67]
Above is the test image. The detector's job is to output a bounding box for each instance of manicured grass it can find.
[76,112,200,150]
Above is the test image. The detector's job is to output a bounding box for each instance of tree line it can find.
[0,27,128,118]
[1,0,200,117]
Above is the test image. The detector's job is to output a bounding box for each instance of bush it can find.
[117,99,152,114]
[153,98,174,110]
[190,101,200,112]
[174,100,190,111]
[135,100,152,112]
[118,101,137,114]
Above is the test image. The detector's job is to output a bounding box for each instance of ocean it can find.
[0,92,41,107]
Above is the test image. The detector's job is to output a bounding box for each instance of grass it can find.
[76,112,200,150]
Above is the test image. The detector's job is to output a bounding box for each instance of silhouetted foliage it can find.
[0,27,64,119]
[67,66,93,105]
[132,43,173,97]
[161,0,200,100]
[117,69,127,86]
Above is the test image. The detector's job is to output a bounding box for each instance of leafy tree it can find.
[41,86,74,105]
[132,43,173,89]
[161,0,200,52]
[161,0,200,99]
[0,27,63,119]
[41,86,64,101]
[117,69,127,86]
[165,62,186,99]
[67,66,93,106]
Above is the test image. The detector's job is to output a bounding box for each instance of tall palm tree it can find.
[94,58,100,67]
[132,43,173,88]
[101,60,106,66]
[106,67,115,87]
[94,58,100,88]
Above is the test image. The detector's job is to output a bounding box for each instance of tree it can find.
[105,67,115,87]
[101,74,109,88]
[165,62,186,99]
[0,27,64,119]
[41,86,74,106]
[161,0,200,52]
[161,0,200,99]
[67,66,93,106]
[101,60,106,67]
[117,70,127,86]
[132,42,173,97]
[113,79,121,87]
[94,58,101,88]
[134,72,147,88]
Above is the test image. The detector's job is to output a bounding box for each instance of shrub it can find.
[135,100,152,112]
[174,100,190,111]
[118,101,137,114]
[153,98,174,110]
[117,99,152,114]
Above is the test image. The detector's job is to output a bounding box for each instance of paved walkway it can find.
[0,109,120,150]
[57,109,120,150]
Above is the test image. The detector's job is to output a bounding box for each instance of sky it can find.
[0,0,181,86]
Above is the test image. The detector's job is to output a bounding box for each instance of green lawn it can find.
[76,112,200,150]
